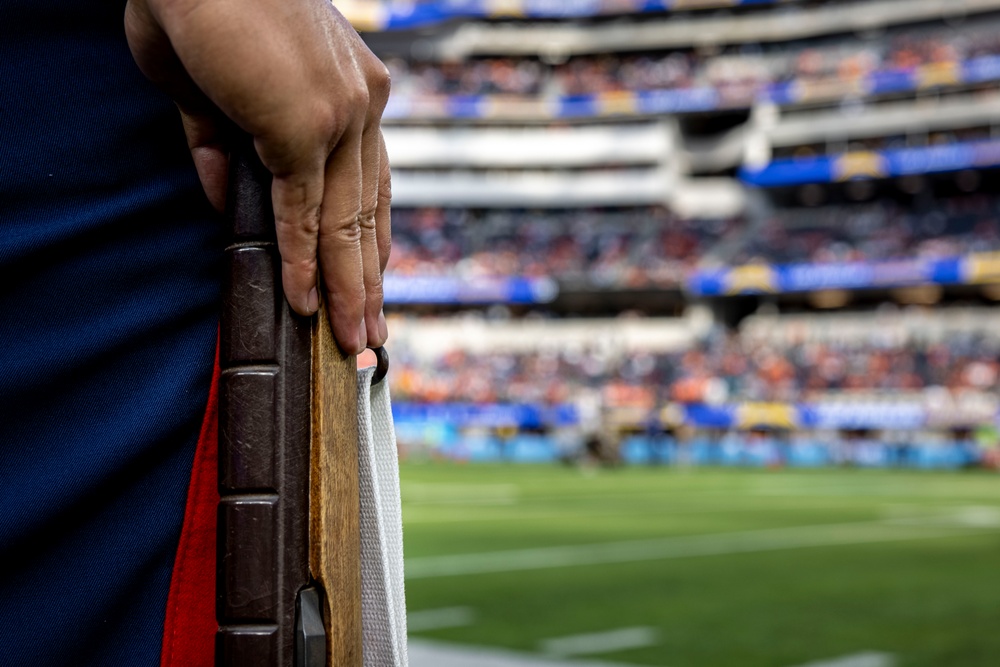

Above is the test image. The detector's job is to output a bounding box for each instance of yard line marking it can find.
[405,518,994,579]
[790,651,895,667]
[540,627,658,657]
[408,638,641,667]
[407,606,476,632]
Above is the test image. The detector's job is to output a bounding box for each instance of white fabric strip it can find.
[357,366,409,667]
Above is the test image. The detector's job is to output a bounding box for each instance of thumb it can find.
[125,0,229,211]
[179,108,229,213]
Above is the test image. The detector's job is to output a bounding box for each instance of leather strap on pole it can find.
[217,136,362,667]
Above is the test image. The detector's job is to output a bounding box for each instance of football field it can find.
[400,464,1000,667]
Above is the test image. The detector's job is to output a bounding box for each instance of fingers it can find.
[374,133,392,341]
[375,134,392,271]
[271,161,325,318]
[360,125,387,349]
[318,130,367,356]
[363,59,392,348]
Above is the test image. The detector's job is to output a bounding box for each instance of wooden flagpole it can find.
[310,303,363,667]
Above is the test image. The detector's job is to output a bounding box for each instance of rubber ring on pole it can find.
[371,346,389,386]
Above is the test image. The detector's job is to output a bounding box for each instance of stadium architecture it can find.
[355,0,1000,469]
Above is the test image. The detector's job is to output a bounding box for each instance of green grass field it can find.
[400,464,1000,667]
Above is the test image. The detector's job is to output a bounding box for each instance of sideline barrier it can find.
[396,428,987,468]
[392,397,999,431]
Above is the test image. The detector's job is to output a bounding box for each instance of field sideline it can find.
[400,464,1000,667]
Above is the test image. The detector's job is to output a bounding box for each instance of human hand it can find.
[125,0,391,355]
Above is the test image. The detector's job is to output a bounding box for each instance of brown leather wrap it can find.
[217,139,313,667]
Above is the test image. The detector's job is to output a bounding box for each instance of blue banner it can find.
[740,139,1000,187]
[393,400,996,430]
[382,55,1000,121]
[393,402,578,428]
[353,0,787,31]
[383,274,558,304]
[687,253,993,296]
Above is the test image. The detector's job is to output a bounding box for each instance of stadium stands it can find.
[388,207,738,288]
[377,5,1000,120]
[390,308,1000,406]
[362,0,1000,467]
[385,17,1000,100]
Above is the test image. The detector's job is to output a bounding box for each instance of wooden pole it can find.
[310,302,363,667]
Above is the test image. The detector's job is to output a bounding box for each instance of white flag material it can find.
[357,367,409,667]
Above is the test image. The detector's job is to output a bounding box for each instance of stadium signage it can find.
[688,254,992,296]
[383,55,1000,122]
[345,0,788,31]
[740,139,1000,187]
[383,274,558,304]
[393,396,1000,431]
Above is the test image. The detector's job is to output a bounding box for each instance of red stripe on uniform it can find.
[160,344,220,667]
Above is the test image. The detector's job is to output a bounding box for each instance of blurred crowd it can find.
[387,207,738,288]
[387,193,1000,287]
[390,326,1000,407]
[771,126,995,161]
[385,18,1000,101]
[732,193,1000,266]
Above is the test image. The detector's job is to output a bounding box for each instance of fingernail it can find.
[377,310,388,345]
[356,319,367,355]
[307,287,319,314]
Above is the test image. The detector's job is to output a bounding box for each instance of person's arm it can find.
[124,0,391,356]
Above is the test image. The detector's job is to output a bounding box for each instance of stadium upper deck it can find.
[364,1,1000,450]
[343,0,806,33]
[358,0,1000,124]
[363,0,1000,306]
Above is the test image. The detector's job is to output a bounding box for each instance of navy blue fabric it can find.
[0,1,221,665]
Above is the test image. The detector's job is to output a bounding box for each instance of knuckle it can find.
[281,254,318,273]
[377,182,392,203]
[377,171,392,202]
[365,268,384,295]
[316,104,351,144]
[345,83,370,116]
[367,63,392,113]
[358,213,377,232]
[320,215,363,247]
[275,208,321,237]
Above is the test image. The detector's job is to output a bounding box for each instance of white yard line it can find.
[790,651,895,667]
[405,518,991,579]
[407,606,476,632]
[408,639,642,667]
[540,627,658,657]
